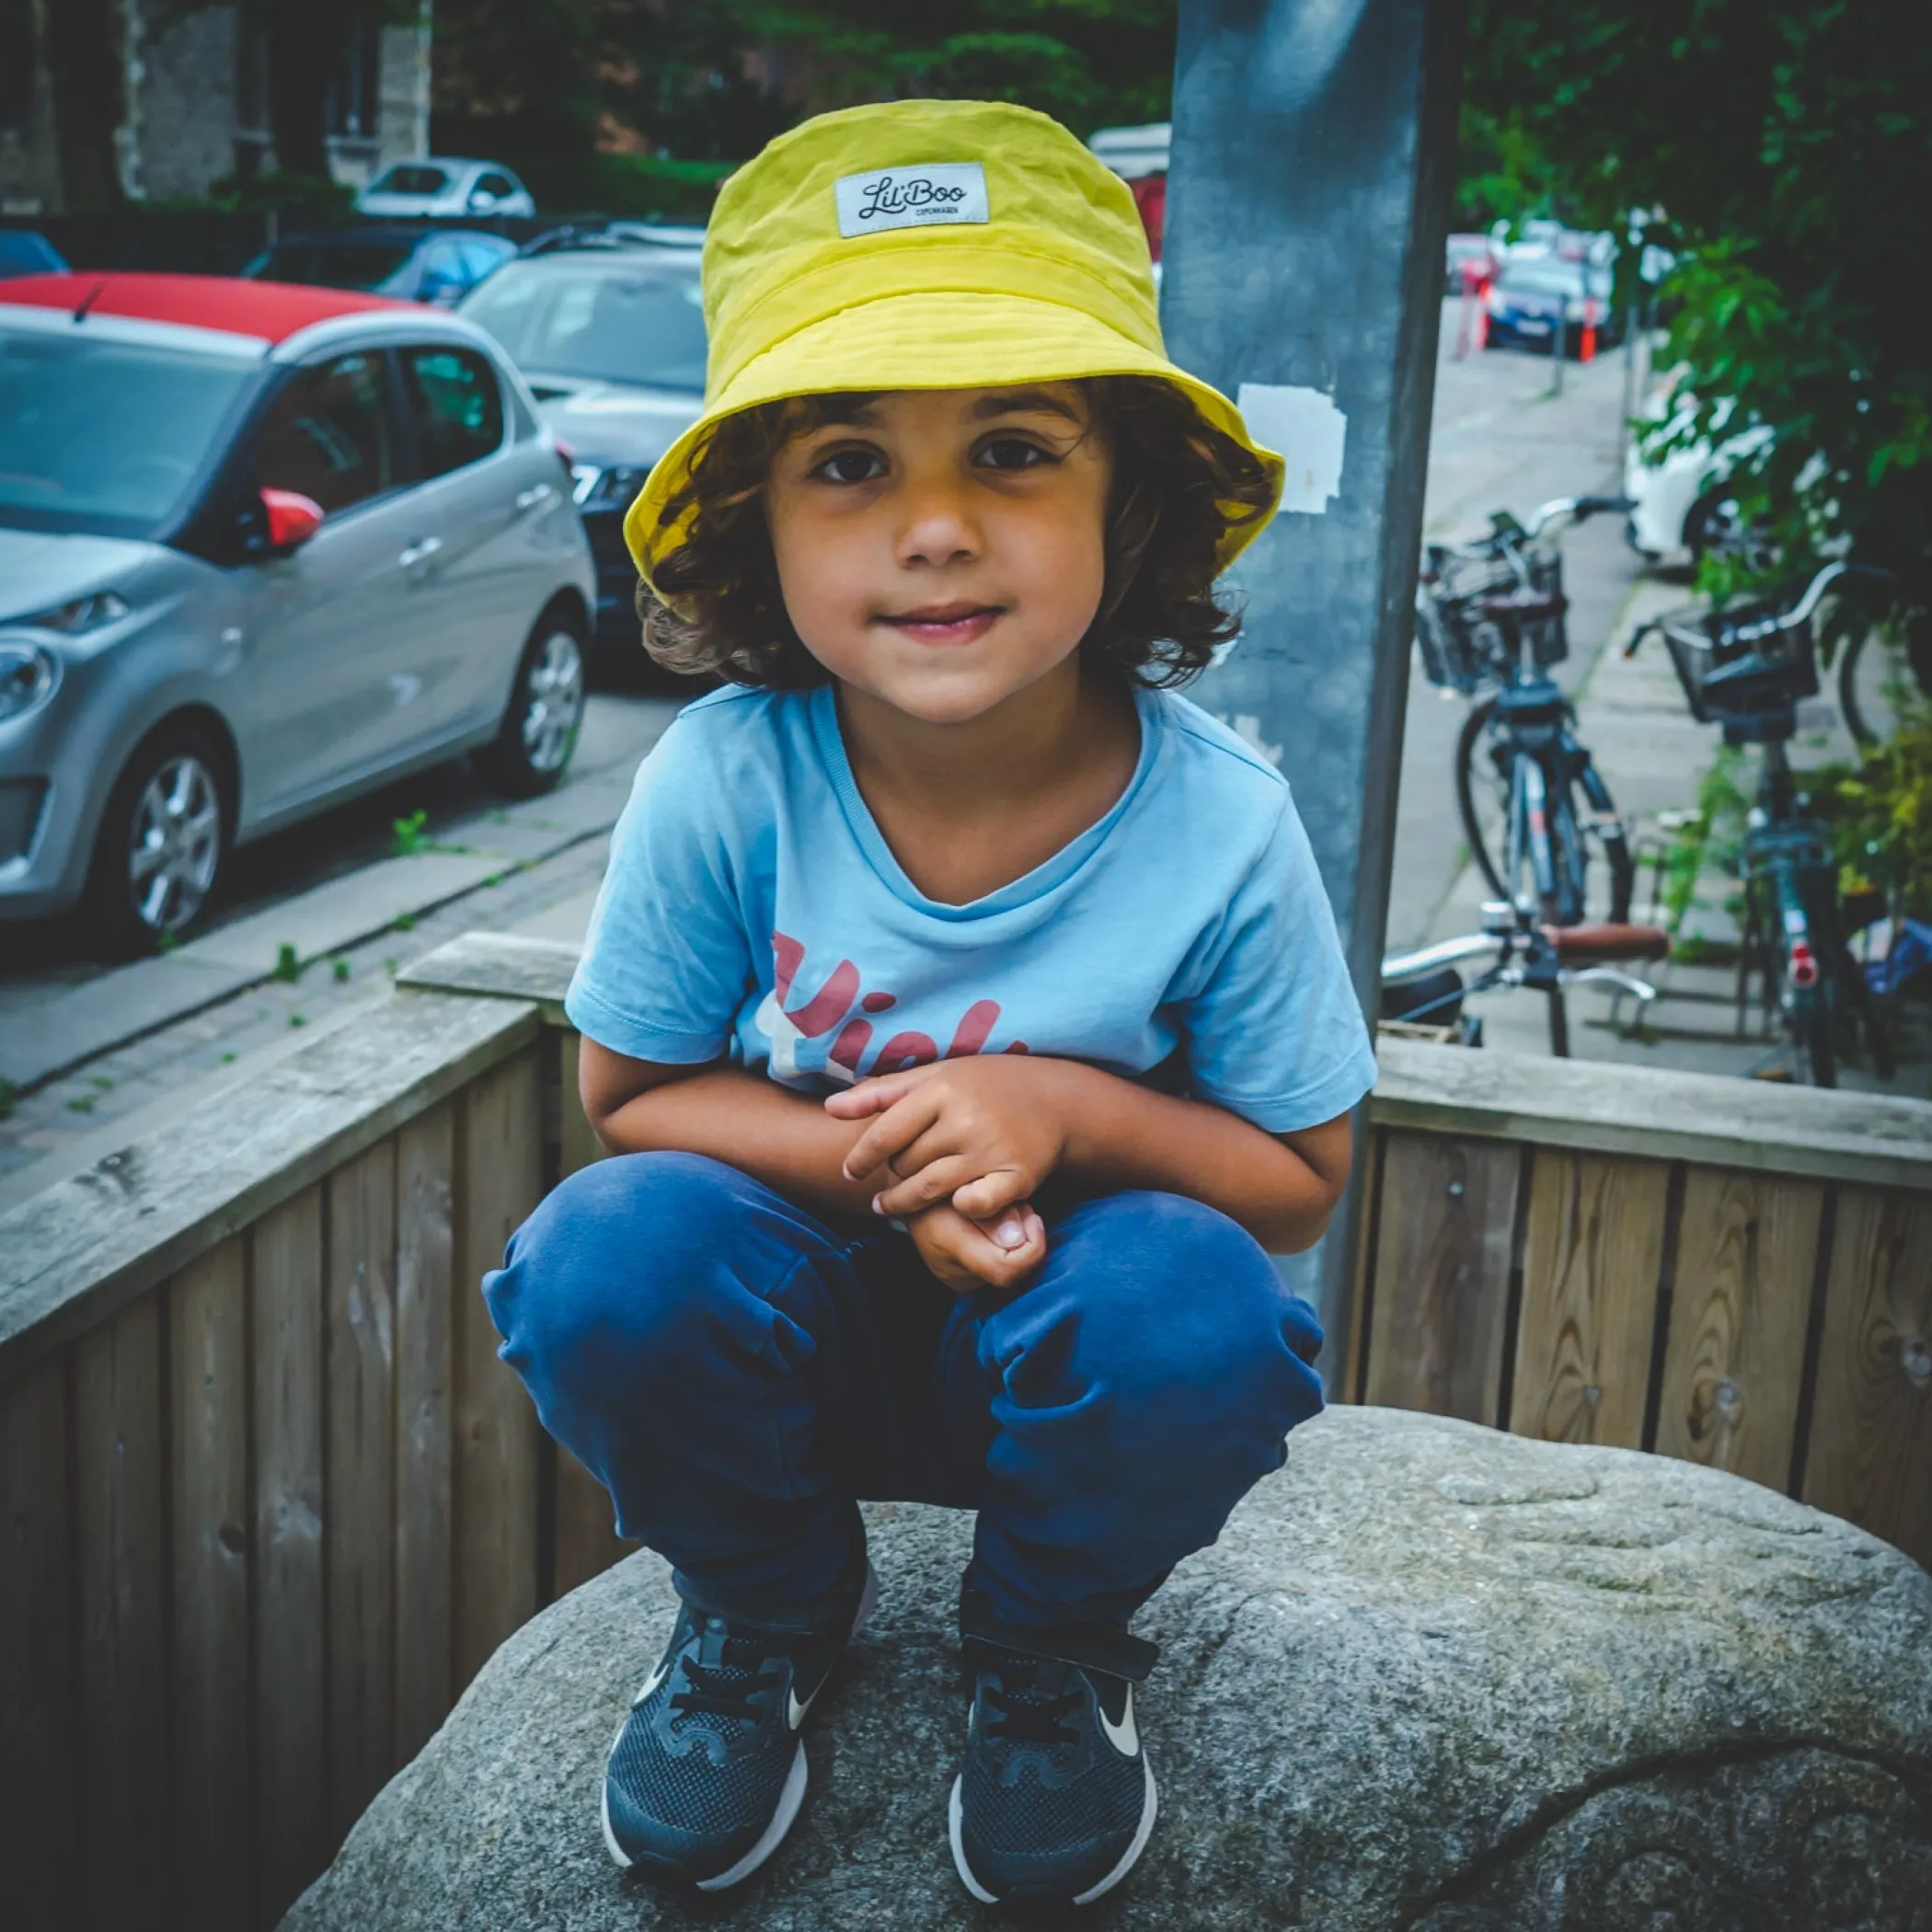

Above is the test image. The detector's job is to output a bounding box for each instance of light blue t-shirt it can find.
[568,681,1376,1135]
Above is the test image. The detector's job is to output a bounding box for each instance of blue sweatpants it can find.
[483,1152,1324,1630]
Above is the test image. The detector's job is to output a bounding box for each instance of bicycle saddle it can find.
[1475,588,1567,624]
[1540,922,1670,964]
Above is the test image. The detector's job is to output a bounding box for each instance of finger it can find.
[941,1208,1044,1287]
[950,1167,1032,1222]
[841,1086,945,1179]
[873,1155,983,1219]
[822,1063,941,1119]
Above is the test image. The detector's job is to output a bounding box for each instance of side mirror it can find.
[261,488,324,551]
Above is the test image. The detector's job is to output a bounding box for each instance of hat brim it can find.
[624,289,1284,602]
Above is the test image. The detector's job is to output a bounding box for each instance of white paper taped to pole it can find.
[1236,383,1348,514]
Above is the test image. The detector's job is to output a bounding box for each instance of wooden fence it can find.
[2,930,1927,1931]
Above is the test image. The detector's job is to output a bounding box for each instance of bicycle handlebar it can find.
[1624,558,1890,659]
[1381,934,1502,983]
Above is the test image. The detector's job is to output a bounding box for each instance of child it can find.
[483,98,1376,1907]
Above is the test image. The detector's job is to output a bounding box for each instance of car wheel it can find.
[479,609,586,799]
[84,719,230,958]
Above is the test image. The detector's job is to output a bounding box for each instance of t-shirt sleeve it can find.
[564,718,753,1064]
[1179,793,1378,1133]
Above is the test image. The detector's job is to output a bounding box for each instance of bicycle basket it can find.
[1653,596,1820,727]
[1415,548,1566,695]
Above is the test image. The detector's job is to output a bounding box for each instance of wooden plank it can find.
[74,1294,167,1931]
[453,1049,544,1693]
[0,1351,77,1931]
[1372,1034,1932,1192]
[397,929,580,1022]
[557,1028,606,1181]
[1362,1131,1522,1425]
[394,1101,455,1764]
[326,1141,398,1840]
[0,990,540,1384]
[1801,1186,1932,1570]
[252,1186,328,1927]
[1510,1152,1671,1447]
[1655,1167,1823,1489]
[167,1238,255,1932]
[1342,1125,1385,1404]
[552,1448,630,1600]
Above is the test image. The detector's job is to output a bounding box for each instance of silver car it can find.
[0,272,593,953]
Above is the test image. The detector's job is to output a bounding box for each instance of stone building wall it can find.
[0,1,431,214]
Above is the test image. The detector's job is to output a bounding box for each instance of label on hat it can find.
[834,162,989,237]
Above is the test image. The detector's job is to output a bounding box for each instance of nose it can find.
[895,471,981,570]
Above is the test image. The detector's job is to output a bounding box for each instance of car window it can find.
[457,236,512,285]
[476,172,514,200]
[255,351,397,515]
[0,328,256,537]
[400,345,505,477]
[372,164,449,196]
[459,261,707,391]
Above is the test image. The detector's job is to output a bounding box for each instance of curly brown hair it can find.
[638,376,1276,689]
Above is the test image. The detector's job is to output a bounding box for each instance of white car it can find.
[356,158,536,223]
[1624,390,1772,563]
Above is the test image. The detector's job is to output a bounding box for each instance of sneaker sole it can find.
[601,1560,880,1887]
[947,1756,1157,1908]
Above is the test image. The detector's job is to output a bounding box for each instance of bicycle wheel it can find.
[1837,627,1913,748]
[1454,697,1509,900]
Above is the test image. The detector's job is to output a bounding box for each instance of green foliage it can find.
[1660,749,1753,936]
[271,941,302,983]
[1804,707,1932,923]
[391,809,430,857]
[1461,2,1932,660]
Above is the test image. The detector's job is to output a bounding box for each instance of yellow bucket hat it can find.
[622,98,1285,595]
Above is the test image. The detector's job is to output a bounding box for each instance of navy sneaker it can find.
[601,1550,877,1890]
[949,1596,1158,1906]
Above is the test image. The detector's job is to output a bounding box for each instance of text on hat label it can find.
[834,162,990,238]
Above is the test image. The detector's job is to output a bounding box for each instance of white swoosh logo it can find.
[632,1659,670,1707]
[788,1682,818,1731]
[1097,1686,1139,1758]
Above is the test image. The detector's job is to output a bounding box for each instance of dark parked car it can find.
[0,230,68,278]
[459,233,707,672]
[1484,257,1622,356]
[242,226,516,307]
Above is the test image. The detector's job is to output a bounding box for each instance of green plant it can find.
[66,1095,96,1114]
[1802,698,1932,921]
[289,1013,307,1029]
[157,930,179,953]
[393,912,416,933]
[221,1052,236,1065]
[332,958,351,983]
[392,809,431,857]
[271,942,301,983]
[1658,750,1753,936]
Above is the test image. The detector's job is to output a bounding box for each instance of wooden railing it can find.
[2,929,1926,1932]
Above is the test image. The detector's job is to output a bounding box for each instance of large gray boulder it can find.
[285,1407,1932,1931]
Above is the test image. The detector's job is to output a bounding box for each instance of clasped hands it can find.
[823,1055,1075,1294]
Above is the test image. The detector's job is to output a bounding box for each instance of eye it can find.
[811,446,887,485]
[976,435,1057,472]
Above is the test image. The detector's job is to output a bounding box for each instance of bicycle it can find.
[1417,497,1638,927]
[1381,899,1668,1057]
[1625,562,1896,1087]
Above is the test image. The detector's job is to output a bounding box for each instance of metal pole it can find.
[1163,0,1467,1392]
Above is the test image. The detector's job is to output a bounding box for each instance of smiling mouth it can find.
[875,603,1006,643]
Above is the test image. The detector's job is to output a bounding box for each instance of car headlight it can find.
[14,592,130,634]
[570,463,650,510]
[0,643,59,723]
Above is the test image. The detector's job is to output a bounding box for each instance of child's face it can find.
[763,384,1111,725]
